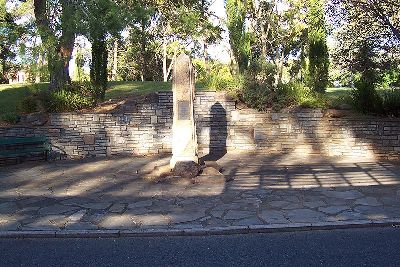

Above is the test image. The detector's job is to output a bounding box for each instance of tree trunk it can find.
[203,40,209,71]
[111,40,118,81]
[0,58,7,83]
[140,18,146,82]
[35,52,42,83]
[48,40,73,90]
[34,0,75,91]
[163,36,167,82]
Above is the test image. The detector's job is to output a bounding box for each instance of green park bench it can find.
[0,136,52,163]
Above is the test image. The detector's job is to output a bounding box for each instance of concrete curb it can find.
[1,219,400,238]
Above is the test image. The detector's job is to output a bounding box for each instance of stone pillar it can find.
[170,54,198,168]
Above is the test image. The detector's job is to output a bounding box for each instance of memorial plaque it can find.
[178,101,190,120]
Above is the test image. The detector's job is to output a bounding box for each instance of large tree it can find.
[330,0,400,84]
[33,0,79,91]
[79,0,126,101]
[0,2,21,83]
[248,0,308,84]
[117,0,219,81]
[157,0,220,81]
[307,0,329,93]
[226,0,250,74]
[331,0,400,42]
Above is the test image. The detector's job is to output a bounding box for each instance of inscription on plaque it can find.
[178,101,190,120]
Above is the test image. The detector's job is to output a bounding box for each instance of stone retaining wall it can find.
[1,91,400,161]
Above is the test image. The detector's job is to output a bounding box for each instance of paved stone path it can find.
[1,153,400,232]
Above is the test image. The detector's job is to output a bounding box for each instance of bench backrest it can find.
[0,137,49,146]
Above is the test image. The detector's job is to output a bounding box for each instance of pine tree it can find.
[307,0,329,93]
[226,0,250,74]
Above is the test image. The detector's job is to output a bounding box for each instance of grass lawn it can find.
[106,81,208,99]
[106,81,172,99]
[0,81,211,119]
[0,81,353,119]
[0,83,48,119]
[326,87,352,99]
[325,87,353,107]
[0,84,30,116]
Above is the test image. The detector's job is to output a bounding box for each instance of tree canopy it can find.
[1,0,399,114]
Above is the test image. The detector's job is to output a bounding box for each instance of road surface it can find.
[1,227,400,266]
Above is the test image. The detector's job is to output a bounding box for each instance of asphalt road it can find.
[1,227,400,267]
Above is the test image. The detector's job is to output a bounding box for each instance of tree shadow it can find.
[200,102,227,162]
[1,152,400,231]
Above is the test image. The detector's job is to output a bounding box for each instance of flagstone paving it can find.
[1,153,400,232]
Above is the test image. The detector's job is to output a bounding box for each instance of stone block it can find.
[82,134,95,145]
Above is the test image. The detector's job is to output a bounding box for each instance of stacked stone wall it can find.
[1,91,400,161]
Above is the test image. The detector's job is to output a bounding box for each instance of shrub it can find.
[17,95,39,114]
[0,113,20,124]
[381,88,400,117]
[17,81,96,114]
[195,59,328,111]
[67,81,97,97]
[43,89,94,113]
[351,77,382,114]
[277,82,327,109]
[379,67,400,89]
[193,60,244,95]
[239,60,277,110]
[42,81,95,112]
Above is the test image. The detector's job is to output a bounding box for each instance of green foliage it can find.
[379,67,400,89]
[0,112,20,124]
[0,3,24,83]
[381,88,400,117]
[351,79,382,114]
[350,41,383,114]
[43,82,95,112]
[279,82,328,109]
[15,82,96,114]
[245,60,276,91]
[90,39,108,101]
[235,58,327,111]
[27,62,50,83]
[43,90,93,113]
[326,87,353,108]
[194,60,243,95]
[80,0,126,99]
[226,0,250,73]
[74,45,90,82]
[240,60,276,110]
[17,95,39,114]
[120,25,163,81]
[307,0,329,93]
[243,80,327,111]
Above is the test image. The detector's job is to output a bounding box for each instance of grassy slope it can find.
[106,81,208,99]
[0,83,50,118]
[0,81,351,118]
[0,84,30,116]
[106,81,172,99]
[0,81,210,118]
[326,87,352,99]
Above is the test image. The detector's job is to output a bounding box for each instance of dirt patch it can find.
[82,93,159,114]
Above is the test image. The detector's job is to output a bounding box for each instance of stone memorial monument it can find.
[170,54,199,176]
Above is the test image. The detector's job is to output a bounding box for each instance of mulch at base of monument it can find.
[142,160,232,184]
